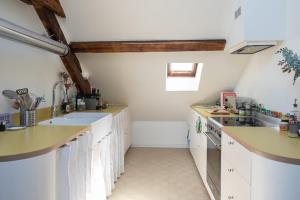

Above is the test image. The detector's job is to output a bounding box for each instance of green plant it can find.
[276,47,300,85]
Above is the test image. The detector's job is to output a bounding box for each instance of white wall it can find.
[235,0,300,114]
[0,0,66,113]
[132,121,188,148]
[78,52,249,121]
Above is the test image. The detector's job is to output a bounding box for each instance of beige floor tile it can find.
[109,148,210,200]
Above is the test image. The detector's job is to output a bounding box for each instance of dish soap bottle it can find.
[291,99,300,122]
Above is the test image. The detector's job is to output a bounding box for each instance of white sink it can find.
[39,117,100,126]
[39,112,113,146]
[39,112,110,126]
[64,112,109,119]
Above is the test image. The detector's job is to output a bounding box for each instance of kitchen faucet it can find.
[51,81,67,118]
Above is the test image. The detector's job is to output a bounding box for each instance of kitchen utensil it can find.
[16,88,28,96]
[11,100,21,110]
[2,90,18,100]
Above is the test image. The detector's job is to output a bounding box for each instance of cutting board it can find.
[205,108,230,115]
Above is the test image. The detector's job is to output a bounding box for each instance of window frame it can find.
[167,63,198,77]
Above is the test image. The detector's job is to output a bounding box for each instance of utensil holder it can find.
[20,110,36,127]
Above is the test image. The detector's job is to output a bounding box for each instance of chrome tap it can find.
[51,81,66,118]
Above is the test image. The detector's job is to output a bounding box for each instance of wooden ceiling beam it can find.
[69,40,226,53]
[21,0,66,18]
[20,0,32,5]
[31,1,91,95]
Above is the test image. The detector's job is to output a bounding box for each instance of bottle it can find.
[291,99,300,122]
[0,121,6,132]
[96,89,101,110]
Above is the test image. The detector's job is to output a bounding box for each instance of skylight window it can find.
[167,63,198,77]
[166,63,203,91]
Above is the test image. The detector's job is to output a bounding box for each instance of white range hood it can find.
[229,41,278,54]
[226,0,286,54]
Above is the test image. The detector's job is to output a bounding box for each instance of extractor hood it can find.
[0,18,69,56]
[229,41,277,54]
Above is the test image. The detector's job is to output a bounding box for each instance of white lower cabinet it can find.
[0,108,130,200]
[122,108,132,154]
[0,151,56,200]
[188,109,208,192]
[251,153,300,200]
[221,133,251,200]
[221,158,250,200]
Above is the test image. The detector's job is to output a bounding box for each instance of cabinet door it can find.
[221,159,250,200]
[189,111,198,158]
[222,133,251,184]
[123,108,131,153]
[198,133,207,181]
[221,158,234,200]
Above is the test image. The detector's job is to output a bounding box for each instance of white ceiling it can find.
[58,0,228,41]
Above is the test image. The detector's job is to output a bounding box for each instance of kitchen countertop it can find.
[0,105,128,162]
[192,105,300,165]
[191,105,239,118]
[222,127,300,165]
[0,126,88,162]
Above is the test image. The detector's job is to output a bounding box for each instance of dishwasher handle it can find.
[204,132,221,149]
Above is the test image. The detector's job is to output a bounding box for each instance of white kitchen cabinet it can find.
[197,114,207,180]
[222,133,251,183]
[123,108,131,154]
[221,133,251,200]
[0,151,56,200]
[226,0,285,51]
[251,153,300,200]
[189,109,208,182]
[221,158,250,200]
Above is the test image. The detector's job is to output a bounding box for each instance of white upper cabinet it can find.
[226,0,286,53]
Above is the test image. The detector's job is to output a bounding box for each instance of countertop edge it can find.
[0,127,89,162]
[222,130,300,165]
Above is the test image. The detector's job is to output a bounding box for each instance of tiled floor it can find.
[109,148,210,200]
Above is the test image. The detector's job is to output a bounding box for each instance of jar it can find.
[279,121,289,132]
[245,109,252,116]
[239,107,245,116]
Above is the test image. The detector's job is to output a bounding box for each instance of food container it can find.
[279,122,289,132]
[288,124,300,138]
[245,109,252,116]
[238,107,245,116]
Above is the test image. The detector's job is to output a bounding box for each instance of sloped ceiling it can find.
[57,0,250,120]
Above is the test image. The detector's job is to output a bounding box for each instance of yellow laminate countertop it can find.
[191,106,239,118]
[0,105,128,162]
[222,127,300,165]
[0,125,88,162]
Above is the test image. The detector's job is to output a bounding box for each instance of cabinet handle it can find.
[228,196,234,199]
[228,168,234,172]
